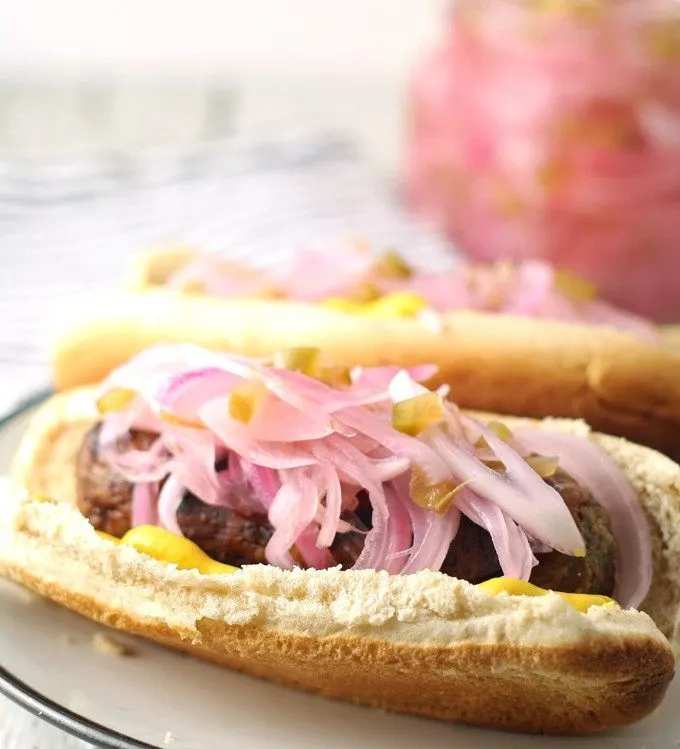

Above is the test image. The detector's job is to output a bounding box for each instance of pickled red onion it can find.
[383,478,416,574]
[98,345,646,594]
[131,482,159,527]
[267,473,319,569]
[400,499,461,575]
[242,462,281,511]
[314,450,343,548]
[157,474,184,536]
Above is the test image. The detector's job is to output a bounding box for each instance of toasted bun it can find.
[5,389,680,733]
[51,289,680,462]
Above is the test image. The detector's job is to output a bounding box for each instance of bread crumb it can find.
[92,632,136,657]
[163,730,175,745]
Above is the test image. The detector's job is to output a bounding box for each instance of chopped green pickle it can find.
[372,250,414,280]
[410,467,473,513]
[318,365,352,388]
[392,392,444,436]
[229,381,268,424]
[554,268,597,304]
[274,347,321,375]
[350,281,383,303]
[525,454,560,478]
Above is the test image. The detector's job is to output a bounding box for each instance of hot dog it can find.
[51,244,680,462]
[4,343,679,734]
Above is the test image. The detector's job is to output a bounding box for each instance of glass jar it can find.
[407,0,680,321]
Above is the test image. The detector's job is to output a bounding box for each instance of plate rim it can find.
[0,388,161,749]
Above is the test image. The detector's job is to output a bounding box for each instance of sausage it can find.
[76,424,616,594]
[175,493,273,566]
[438,469,616,595]
[531,470,616,596]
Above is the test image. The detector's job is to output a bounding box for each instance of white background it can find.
[0,1,444,80]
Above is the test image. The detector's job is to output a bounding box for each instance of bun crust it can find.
[0,485,674,735]
[51,290,680,462]
[5,390,680,732]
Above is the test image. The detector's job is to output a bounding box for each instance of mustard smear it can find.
[97,527,238,575]
[322,291,429,319]
[476,578,617,613]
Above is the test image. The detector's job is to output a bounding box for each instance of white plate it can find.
[0,396,678,749]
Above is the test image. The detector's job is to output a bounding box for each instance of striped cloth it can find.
[0,134,458,417]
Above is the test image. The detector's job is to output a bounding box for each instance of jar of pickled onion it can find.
[407,0,680,321]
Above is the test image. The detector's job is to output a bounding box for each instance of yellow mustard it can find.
[96,529,614,612]
[476,578,617,613]
[96,387,137,414]
[97,526,237,575]
[321,291,429,319]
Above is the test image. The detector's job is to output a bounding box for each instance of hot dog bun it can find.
[127,244,680,355]
[3,388,679,734]
[0,483,674,736]
[52,289,680,462]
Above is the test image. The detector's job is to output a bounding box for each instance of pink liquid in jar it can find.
[407,0,680,321]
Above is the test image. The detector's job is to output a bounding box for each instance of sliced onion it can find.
[131,482,160,527]
[382,477,415,574]
[274,368,391,413]
[157,474,184,536]
[314,450,344,548]
[400,493,460,574]
[295,525,334,569]
[337,406,451,484]
[103,343,226,394]
[100,435,174,484]
[266,474,320,569]
[326,436,390,571]
[242,462,281,511]
[162,426,222,506]
[153,367,242,419]
[514,427,652,609]
[365,453,411,482]
[198,398,317,469]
